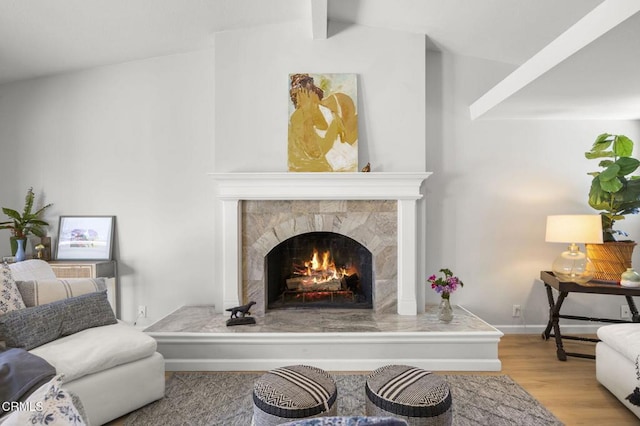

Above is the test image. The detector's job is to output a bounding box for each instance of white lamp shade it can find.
[545,215,603,244]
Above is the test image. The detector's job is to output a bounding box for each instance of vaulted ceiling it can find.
[1,0,637,120]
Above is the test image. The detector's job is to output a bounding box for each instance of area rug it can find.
[124,372,563,426]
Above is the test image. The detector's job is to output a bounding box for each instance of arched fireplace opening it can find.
[265,231,373,310]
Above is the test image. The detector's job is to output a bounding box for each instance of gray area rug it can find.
[124,372,563,426]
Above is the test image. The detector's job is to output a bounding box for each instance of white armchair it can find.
[4,259,165,425]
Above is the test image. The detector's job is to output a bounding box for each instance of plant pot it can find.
[585,241,636,281]
[9,237,27,257]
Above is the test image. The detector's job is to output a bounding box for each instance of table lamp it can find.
[545,215,603,283]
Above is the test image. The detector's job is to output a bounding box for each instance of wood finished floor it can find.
[107,334,639,425]
[471,334,638,425]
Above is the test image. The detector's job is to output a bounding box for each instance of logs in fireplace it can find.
[265,232,373,310]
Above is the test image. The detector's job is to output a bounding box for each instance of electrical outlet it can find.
[621,305,631,320]
[137,305,147,318]
[512,304,521,317]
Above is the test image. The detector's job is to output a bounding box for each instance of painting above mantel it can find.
[288,73,358,172]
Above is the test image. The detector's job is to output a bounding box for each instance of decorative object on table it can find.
[34,243,45,259]
[35,236,51,261]
[545,215,603,283]
[361,162,371,172]
[620,268,640,287]
[55,216,115,260]
[288,73,358,172]
[427,268,464,322]
[225,301,256,326]
[584,133,640,281]
[0,187,53,256]
[14,239,25,262]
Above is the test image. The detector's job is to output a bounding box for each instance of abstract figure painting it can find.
[288,73,358,172]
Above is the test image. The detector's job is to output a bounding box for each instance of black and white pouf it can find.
[365,365,452,426]
[252,365,338,426]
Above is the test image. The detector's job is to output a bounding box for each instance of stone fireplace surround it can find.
[244,199,396,316]
[211,172,431,316]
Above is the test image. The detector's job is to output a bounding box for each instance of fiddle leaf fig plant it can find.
[586,133,640,242]
[0,187,53,239]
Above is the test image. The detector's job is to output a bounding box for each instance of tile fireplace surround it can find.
[211,172,431,316]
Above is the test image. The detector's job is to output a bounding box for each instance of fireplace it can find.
[266,231,373,310]
[211,172,431,316]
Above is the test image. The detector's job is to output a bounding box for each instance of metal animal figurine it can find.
[226,301,256,319]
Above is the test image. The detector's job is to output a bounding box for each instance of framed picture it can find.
[55,216,115,260]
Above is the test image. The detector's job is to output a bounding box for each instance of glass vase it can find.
[438,296,453,322]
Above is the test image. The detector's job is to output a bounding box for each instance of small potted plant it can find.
[0,187,53,256]
[585,133,640,280]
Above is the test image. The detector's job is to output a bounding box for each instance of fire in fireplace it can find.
[265,231,373,310]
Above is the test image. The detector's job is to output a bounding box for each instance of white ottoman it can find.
[365,365,452,426]
[596,323,640,419]
[252,365,337,426]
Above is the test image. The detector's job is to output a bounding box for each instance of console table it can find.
[540,271,640,361]
[49,260,118,317]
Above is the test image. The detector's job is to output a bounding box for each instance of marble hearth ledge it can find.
[146,305,503,372]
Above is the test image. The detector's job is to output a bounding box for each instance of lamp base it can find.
[552,243,593,284]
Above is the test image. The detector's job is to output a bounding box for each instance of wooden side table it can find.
[49,260,118,317]
[540,271,640,361]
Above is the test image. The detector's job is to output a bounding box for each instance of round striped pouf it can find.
[252,365,338,426]
[365,365,452,426]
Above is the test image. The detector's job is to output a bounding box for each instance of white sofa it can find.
[596,323,640,419]
[6,260,165,425]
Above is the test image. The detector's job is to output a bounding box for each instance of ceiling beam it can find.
[311,0,327,40]
[469,0,640,120]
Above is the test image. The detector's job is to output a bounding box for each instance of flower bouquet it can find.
[427,268,464,322]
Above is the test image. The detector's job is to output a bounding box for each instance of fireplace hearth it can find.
[266,231,373,310]
[151,173,501,373]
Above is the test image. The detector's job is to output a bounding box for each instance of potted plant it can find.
[0,187,53,256]
[585,133,640,280]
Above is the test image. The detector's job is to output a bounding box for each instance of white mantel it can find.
[209,172,431,315]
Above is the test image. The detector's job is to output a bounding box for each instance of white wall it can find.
[1,19,639,332]
[213,20,426,172]
[0,50,216,326]
[427,50,640,331]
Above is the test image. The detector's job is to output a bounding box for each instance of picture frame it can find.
[55,216,115,260]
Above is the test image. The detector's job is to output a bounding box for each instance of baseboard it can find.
[496,324,603,334]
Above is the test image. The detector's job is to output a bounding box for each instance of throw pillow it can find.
[0,290,117,351]
[1,374,86,426]
[16,278,107,307]
[0,348,56,408]
[0,263,26,314]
